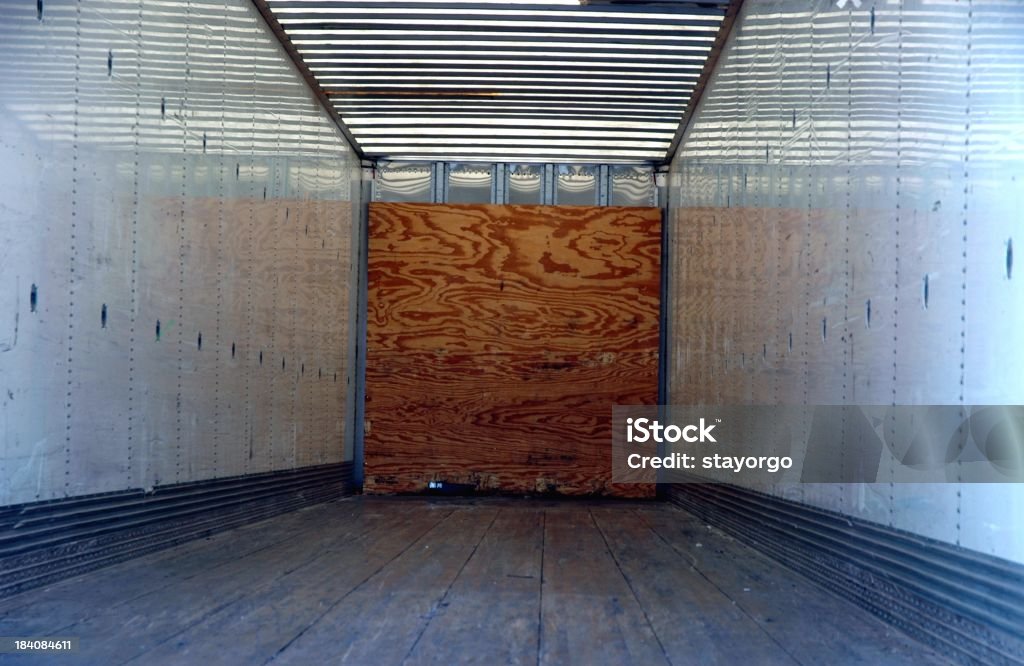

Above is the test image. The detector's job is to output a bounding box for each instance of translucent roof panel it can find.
[263,0,730,164]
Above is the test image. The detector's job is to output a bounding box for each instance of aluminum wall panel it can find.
[667,0,1024,564]
[0,0,360,505]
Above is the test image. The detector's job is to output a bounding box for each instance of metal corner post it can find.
[656,165,672,495]
[350,167,373,486]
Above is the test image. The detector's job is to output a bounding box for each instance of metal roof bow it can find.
[261,0,731,164]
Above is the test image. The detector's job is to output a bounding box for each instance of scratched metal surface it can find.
[0,0,361,505]
[667,0,1024,564]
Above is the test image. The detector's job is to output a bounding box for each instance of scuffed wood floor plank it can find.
[538,505,669,665]
[636,505,951,666]
[0,498,952,666]
[270,504,500,665]
[404,506,544,665]
[590,505,798,665]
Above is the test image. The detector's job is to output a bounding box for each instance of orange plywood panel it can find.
[366,203,661,497]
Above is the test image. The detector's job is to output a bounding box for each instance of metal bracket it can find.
[492,163,507,204]
[598,164,611,206]
[431,162,448,203]
[542,164,556,205]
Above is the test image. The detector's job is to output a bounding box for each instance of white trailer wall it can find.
[667,0,1024,564]
[0,0,361,505]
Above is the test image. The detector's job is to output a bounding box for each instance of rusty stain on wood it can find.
[365,203,661,497]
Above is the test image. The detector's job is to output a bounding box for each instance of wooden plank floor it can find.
[0,498,950,665]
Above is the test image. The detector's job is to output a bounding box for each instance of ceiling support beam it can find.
[662,0,744,164]
[251,0,366,159]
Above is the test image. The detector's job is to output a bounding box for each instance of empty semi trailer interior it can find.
[1,0,1022,663]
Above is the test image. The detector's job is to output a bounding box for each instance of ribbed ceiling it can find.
[264,0,729,163]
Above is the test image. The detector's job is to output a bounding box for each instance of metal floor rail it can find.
[0,462,357,599]
[668,483,1024,666]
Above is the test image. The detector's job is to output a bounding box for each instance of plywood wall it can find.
[365,203,660,497]
[0,0,359,505]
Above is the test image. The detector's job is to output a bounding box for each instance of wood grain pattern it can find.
[365,203,660,497]
[0,498,948,665]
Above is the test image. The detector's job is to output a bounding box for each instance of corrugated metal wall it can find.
[667,0,1024,564]
[0,0,361,505]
